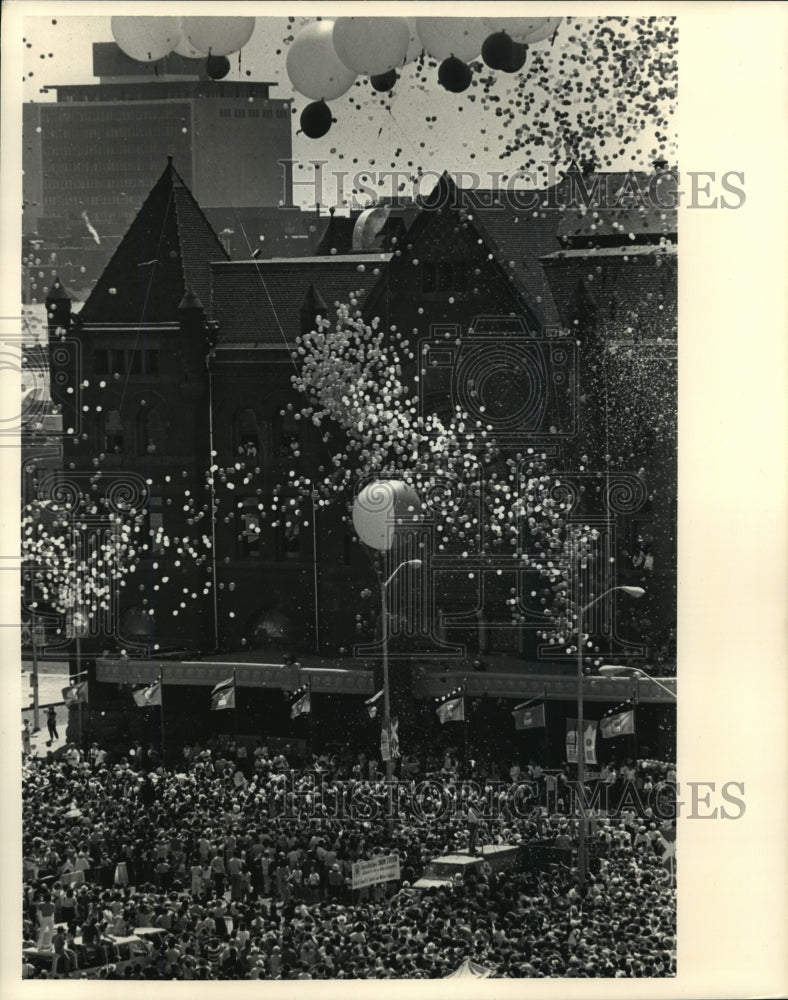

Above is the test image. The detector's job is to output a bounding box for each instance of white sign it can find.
[351,853,401,890]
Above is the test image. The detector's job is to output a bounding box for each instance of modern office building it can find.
[26,42,293,241]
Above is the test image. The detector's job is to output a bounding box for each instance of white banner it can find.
[566,719,598,765]
[351,854,401,890]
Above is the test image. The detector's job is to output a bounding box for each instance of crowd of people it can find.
[22,737,677,979]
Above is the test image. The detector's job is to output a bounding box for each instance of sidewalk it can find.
[21,661,70,759]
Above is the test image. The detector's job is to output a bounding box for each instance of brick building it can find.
[43,160,677,754]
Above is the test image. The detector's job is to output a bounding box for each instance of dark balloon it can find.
[207,55,231,80]
[481,31,514,71]
[300,101,333,139]
[437,56,472,94]
[502,41,527,74]
[370,69,398,92]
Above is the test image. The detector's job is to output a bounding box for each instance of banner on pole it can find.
[351,854,401,890]
[566,719,598,764]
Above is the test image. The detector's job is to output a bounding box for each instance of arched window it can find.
[277,407,299,457]
[103,409,124,454]
[138,406,167,455]
[234,408,260,459]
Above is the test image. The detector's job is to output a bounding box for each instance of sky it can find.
[17,7,677,209]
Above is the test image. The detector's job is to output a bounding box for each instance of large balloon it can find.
[286,21,358,102]
[482,32,514,71]
[438,57,472,93]
[111,16,182,63]
[181,16,256,56]
[300,101,333,140]
[332,17,409,76]
[207,55,231,80]
[352,481,422,551]
[370,69,398,93]
[416,18,488,62]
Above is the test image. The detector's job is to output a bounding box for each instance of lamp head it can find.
[619,586,646,598]
[598,665,631,677]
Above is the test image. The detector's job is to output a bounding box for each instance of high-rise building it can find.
[26,42,293,240]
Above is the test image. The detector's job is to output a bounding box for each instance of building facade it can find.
[43,160,677,756]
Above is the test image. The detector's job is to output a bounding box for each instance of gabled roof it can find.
[211,256,389,348]
[450,166,677,326]
[77,158,228,328]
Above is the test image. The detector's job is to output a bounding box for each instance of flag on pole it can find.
[290,683,311,719]
[600,707,635,739]
[566,719,598,764]
[381,717,400,761]
[365,689,384,719]
[512,700,546,730]
[436,694,465,723]
[62,680,89,706]
[211,676,236,711]
[133,678,162,707]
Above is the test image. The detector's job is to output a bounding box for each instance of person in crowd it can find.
[21,737,677,980]
[46,706,58,744]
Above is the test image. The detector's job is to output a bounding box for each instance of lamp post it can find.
[381,558,422,781]
[598,664,677,700]
[575,584,645,891]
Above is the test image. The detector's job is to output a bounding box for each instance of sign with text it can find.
[351,854,401,890]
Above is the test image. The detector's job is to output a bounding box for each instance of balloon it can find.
[181,16,256,56]
[300,101,332,139]
[416,18,488,62]
[370,69,398,92]
[438,57,472,93]
[502,41,528,74]
[332,17,409,76]
[111,16,182,63]
[481,31,514,71]
[207,55,230,80]
[286,21,357,102]
[352,480,422,551]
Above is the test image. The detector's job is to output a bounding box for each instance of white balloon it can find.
[352,480,422,551]
[416,17,488,62]
[111,16,182,63]
[182,16,256,57]
[332,17,410,76]
[286,21,358,102]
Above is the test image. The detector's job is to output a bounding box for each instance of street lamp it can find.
[598,664,677,700]
[575,584,645,891]
[381,558,422,781]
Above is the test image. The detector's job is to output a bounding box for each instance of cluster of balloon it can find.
[286,15,564,137]
[289,17,414,138]
[110,15,256,74]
